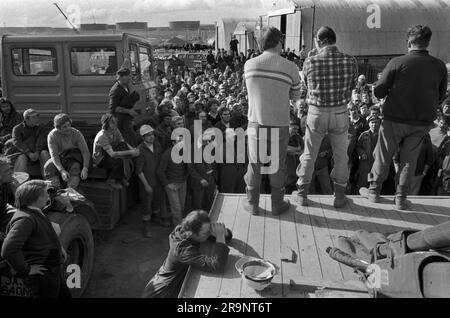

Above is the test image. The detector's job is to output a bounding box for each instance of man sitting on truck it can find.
[11,109,50,177]
[44,113,90,190]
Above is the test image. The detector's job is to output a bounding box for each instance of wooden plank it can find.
[218,196,252,298]
[352,196,401,234]
[415,200,450,225]
[304,198,344,281]
[318,197,360,281]
[292,196,324,283]
[180,194,224,298]
[260,196,283,298]
[350,196,398,234]
[240,196,266,298]
[194,195,240,298]
[279,199,306,298]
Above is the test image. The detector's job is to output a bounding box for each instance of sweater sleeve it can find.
[374,59,396,99]
[178,241,230,273]
[439,64,448,103]
[48,131,64,172]
[157,150,171,187]
[36,127,48,152]
[1,217,34,275]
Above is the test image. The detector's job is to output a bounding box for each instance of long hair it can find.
[0,97,17,117]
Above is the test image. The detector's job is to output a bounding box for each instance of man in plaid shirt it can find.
[294,26,358,208]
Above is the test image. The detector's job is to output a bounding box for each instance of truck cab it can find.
[1,33,156,130]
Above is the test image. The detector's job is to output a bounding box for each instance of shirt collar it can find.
[319,45,338,53]
[408,49,429,56]
[27,206,45,216]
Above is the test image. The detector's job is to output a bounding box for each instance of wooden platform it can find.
[179,194,450,298]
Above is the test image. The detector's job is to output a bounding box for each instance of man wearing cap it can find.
[136,125,168,237]
[244,26,303,216]
[109,67,141,146]
[295,26,358,208]
[11,109,50,176]
[356,115,381,189]
[360,25,448,209]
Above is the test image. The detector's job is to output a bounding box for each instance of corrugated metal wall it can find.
[270,0,450,62]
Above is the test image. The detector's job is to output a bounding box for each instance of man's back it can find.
[374,51,447,126]
[244,51,301,127]
[301,46,357,108]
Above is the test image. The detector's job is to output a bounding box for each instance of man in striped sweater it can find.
[243,26,302,216]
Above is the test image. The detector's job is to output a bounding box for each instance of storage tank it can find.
[80,23,109,31]
[116,22,148,30]
[169,21,200,30]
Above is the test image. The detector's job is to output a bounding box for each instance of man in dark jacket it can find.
[12,109,50,176]
[136,125,167,238]
[142,210,230,298]
[1,180,71,298]
[109,67,141,146]
[360,25,448,210]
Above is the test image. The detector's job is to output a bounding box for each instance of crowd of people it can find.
[0,23,450,298]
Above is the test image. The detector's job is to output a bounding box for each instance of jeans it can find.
[297,105,349,187]
[369,120,430,192]
[244,122,289,195]
[165,182,187,226]
[98,155,124,181]
[14,150,50,176]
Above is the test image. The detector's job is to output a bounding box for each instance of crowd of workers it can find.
[0,23,449,298]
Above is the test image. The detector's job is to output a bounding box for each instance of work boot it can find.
[333,183,349,209]
[395,185,409,210]
[242,187,260,216]
[359,182,380,203]
[271,187,291,216]
[292,183,310,207]
[67,176,81,189]
[143,220,152,238]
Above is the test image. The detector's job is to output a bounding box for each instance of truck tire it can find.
[59,213,94,298]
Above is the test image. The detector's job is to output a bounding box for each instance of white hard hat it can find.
[140,124,154,136]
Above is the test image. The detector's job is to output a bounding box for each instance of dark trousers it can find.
[191,174,216,210]
[369,120,430,193]
[98,155,124,181]
[219,163,245,193]
[22,266,71,298]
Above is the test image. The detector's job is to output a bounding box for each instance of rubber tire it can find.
[58,214,94,298]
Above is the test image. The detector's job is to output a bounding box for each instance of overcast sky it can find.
[0,0,284,27]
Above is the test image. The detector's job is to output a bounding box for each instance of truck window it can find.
[129,43,140,76]
[139,46,153,81]
[70,47,117,75]
[12,48,57,76]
